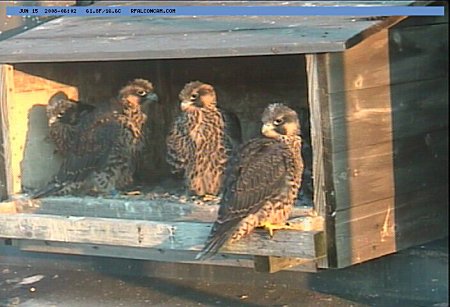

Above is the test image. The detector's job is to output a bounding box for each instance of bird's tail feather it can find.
[195,220,239,261]
[29,182,61,199]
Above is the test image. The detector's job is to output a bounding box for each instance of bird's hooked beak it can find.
[180,100,194,111]
[48,116,57,126]
[261,123,279,138]
[48,111,65,126]
[143,92,159,104]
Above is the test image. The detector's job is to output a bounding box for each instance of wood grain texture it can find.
[5,69,78,193]
[13,197,318,223]
[326,23,448,94]
[328,78,448,153]
[253,256,319,273]
[305,54,338,268]
[16,239,256,268]
[324,21,448,210]
[306,54,325,217]
[0,1,418,63]
[0,65,14,197]
[0,201,16,213]
[334,184,448,267]
[395,185,449,250]
[331,128,448,210]
[331,28,395,211]
[0,65,10,201]
[335,198,397,267]
[0,213,325,259]
[320,16,448,267]
[16,239,320,272]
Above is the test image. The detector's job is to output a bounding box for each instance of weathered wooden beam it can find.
[0,2,417,63]
[305,53,337,269]
[15,239,320,273]
[253,227,325,273]
[0,201,17,214]
[12,196,317,223]
[328,78,448,153]
[327,23,448,94]
[254,225,326,272]
[0,65,14,197]
[0,213,324,259]
[0,66,8,202]
[324,28,395,215]
[331,128,448,211]
[15,239,255,268]
[254,256,317,273]
[334,184,448,268]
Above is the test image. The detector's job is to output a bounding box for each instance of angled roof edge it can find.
[0,1,438,63]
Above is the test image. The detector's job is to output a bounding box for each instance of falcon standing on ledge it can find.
[46,91,96,155]
[31,79,158,198]
[166,81,241,199]
[196,103,304,260]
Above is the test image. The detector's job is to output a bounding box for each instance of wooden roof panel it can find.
[0,1,425,63]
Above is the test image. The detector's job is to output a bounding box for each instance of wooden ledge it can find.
[0,213,324,259]
[7,195,321,224]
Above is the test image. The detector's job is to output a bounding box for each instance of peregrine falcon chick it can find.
[196,103,304,260]
[166,81,241,198]
[31,79,158,198]
[46,91,96,155]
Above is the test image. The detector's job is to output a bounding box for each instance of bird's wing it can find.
[166,113,192,173]
[62,101,96,125]
[53,101,97,153]
[197,138,291,260]
[31,109,121,199]
[58,110,121,182]
[220,108,242,151]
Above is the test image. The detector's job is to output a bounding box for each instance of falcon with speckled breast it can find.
[166,81,242,199]
[196,103,304,260]
[30,79,158,198]
[46,91,96,156]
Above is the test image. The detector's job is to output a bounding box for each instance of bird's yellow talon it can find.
[260,221,306,238]
[202,194,219,202]
[260,222,279,238]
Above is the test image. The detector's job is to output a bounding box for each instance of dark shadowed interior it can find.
[16,54,314,206]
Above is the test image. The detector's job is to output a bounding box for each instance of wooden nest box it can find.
[0,1,448,273]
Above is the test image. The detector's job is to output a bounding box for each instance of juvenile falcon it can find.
[196,103,304,260]
[31,79,158,198]
[166,81,241,198]
[46,91,96,155]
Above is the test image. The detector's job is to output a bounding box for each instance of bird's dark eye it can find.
[190,93,199,101]
[273,118,283,126]
[136,90,147,96]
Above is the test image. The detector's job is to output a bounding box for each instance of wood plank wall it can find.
[389,16,448,251]
[0,65,15,197]
[320,15,448,268]
[0,65,10,200]
[306,54,335,268]
[2,69,79,194]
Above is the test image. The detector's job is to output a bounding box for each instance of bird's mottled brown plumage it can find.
[31,79,158,198]
[46,92,95,155]
[166,81,241,196]
[196,103,303,260]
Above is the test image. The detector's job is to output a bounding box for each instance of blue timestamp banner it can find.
[6,6,445,17]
